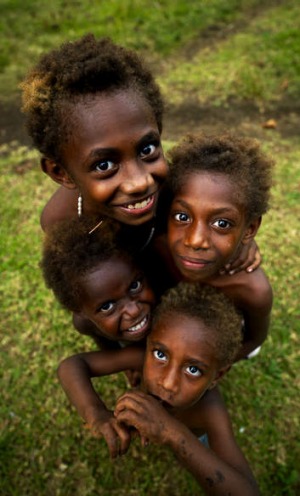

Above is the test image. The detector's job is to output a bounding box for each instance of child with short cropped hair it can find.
[57,283,259,495]
[158,133,274,359]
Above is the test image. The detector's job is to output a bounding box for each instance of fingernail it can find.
[229,270,235,275]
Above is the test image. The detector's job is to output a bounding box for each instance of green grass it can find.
[0,0,292,99]
[158,0,300,106]
[1,1,300,495]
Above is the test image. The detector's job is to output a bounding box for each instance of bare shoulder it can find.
[40,187,78,231]
[213,268,273,313]
[179,387,229,433]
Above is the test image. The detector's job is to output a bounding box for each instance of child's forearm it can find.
[58,354,133,458]
[164,423,260,496]
[115,391,259,495]
[235,313,270,361]
[57,355,109,425]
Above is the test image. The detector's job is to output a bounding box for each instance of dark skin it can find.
[39,91,261,274]
[57,340,259,495]
[157,172,273,359]
[115,389,260,496]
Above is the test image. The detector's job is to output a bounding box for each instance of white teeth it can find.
[127,197,151,210]
[128,316,147,332]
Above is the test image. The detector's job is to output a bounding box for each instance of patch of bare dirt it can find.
[1,93,299,152]
[0,98,32,146]
[163,97,300,142]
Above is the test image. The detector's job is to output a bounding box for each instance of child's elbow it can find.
[57,356,73,382]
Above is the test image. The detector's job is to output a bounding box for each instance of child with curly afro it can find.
[57,282,259,495]
[41,216,156,387]
[21,33,167,241]
[21,34,260,269]
[156,132,274,360]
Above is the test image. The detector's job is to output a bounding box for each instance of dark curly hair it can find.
[152,283,242,366]
[41,216,138,313]
[168,133,274,220]
[21,34,164,163]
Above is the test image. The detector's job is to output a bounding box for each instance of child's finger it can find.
[114,423,131,456]
[245,250,262,273]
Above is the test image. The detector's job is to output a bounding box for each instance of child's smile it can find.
[168,172,249,282]
[78,255,155,342]
[60,90,168,225]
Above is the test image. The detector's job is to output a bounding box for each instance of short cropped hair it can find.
[21,34,164,163]
[153,283,242,367]
[41,217,134,313]
[168,133,273,220]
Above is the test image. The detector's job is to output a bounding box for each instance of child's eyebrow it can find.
[149,340,167,349]
[149,340,210,369]
[139,130,161,142]
[84,131,161,162]
[186,358,210,370]
[172,198,240,215]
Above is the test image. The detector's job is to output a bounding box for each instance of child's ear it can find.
[241,217,261,245]
[41,157,77,190]
[209,365,231,390]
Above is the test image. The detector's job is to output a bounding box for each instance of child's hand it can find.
[114,390,176,445]
[220,239,261,275]
[124,369,142,387]
[86,409,131,459]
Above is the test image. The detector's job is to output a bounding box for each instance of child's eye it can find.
[174,212,190,223]
[140,143,157,159]
[129,280,142,294]
[212,219,232,229]
[153,349,167,361]
[100,301,115,313]
[94,160,116,173]
[186,365,202,377]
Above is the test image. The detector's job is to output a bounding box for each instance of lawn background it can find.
[0,1,300,495]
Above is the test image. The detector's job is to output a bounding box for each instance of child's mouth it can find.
[149,393,173,410]
[119,194,156,215]
[122,314,150,340]
[128,315,148,333]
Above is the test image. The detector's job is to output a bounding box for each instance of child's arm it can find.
[40,187,78,231]
[115,389,259,496]
[220,239,261,275]
[233,269,273,360]
[57,346,144,458]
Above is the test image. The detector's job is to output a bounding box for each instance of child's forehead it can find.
[79,253,139,292]
[180,170,234,189]
[175,171,246,206]
[153,311,215,342]
[65,88,157,122]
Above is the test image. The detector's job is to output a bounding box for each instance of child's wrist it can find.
[161,417,189,447]
[83,404,110,427]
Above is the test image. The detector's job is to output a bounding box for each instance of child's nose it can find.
[159,366,179,395]
[184,222,210,250]
[123,300,141,319]
[120,161,154,195]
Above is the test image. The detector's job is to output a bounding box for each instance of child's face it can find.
[143,313,221,411]
[60,90,168,225]
[168,171,251,282]
[78,255,155,342]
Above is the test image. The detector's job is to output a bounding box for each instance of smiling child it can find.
[156,133,274,359]
[41,217,156,348]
